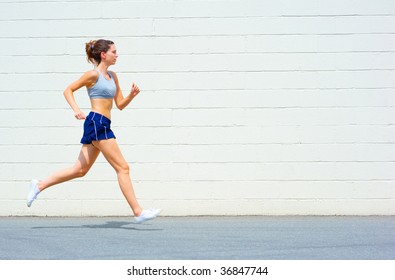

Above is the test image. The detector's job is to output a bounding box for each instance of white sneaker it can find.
[134,209,161,224]
[27,179,40,207]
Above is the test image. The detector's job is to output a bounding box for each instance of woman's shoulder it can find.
[108,70,118,78]
[80,69,100,87]
[85,69,100,78]
[84,69,100,81]
[108,70,119,82]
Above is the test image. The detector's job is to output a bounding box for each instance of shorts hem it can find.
[80,136,116,145]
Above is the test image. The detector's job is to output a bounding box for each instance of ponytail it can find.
[85,39,114,65]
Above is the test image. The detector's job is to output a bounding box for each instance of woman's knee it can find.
[117,162,130,174]
[74,165,90,178]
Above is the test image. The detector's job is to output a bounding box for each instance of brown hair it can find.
[85,39,114,65]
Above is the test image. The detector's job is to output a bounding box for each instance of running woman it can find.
[27,39,161,223]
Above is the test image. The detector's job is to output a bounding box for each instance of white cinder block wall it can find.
[1,0,394,216]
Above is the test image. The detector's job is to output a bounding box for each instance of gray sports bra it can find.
[87,69,116,99]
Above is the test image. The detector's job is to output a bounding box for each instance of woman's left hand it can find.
[130,83,140,98]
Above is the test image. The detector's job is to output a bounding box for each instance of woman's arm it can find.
[64,70,98,119]
[112,71,140,111]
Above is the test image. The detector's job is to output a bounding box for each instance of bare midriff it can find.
[90,98,113,119]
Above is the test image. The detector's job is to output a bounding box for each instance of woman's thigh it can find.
[75,144,101,173]
[92,139,128,172]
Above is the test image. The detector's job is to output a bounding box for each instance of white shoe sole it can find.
[27,179,39,207]
[134,209,162,224]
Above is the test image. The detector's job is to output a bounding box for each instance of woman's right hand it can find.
[74,110,86,120]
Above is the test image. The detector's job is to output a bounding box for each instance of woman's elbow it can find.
[116,102,125,111]
[63,87,72,97]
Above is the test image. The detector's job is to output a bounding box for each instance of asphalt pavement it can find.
[0,216,394,260]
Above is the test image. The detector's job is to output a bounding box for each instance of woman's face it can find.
[102,44,118,65]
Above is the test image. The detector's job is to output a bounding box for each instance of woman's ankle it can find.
[133,207,143,217]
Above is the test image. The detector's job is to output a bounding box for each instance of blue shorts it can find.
[80,112,116,144]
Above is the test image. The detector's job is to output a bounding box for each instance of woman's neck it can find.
[96,63,109,73]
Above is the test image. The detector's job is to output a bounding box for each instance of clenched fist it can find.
[130,83,140,98]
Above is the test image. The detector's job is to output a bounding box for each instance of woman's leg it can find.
[91,138,143,217]
[37,144,100,191]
